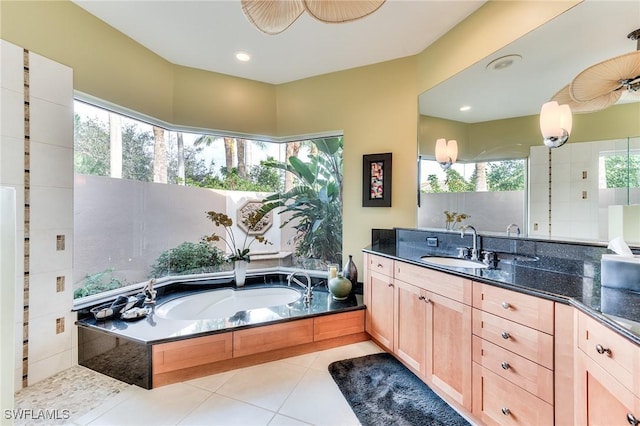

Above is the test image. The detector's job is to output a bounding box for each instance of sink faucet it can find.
[460,225,479,261]
[287,271,313,305]
[506,223,521,237]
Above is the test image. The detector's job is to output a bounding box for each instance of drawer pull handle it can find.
[387,283,394,288]
[377,263,384,268]
[501,408,511,416]
[627,413,639,425]
[501,331,510,340]
[501,302,511,309]
[418,295,426,301]
[596,344,612,357]
[501,361,510,370]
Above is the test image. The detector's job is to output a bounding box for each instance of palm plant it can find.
[260,137,343,266]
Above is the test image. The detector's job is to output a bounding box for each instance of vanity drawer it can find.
[473,309,553,369]
[472,282,554,334]
[472,362,554,426]
[578,311,640,396]
[368,254,394,277]
[472,335,553,404]
[395,261,471,305]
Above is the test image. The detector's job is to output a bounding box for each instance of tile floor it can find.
[69,340,384,426]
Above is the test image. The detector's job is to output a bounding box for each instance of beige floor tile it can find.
[308,340,383,371]
[216,361,307,411]
[178,393,275,426]
[87,383,211,425]
[268,414,312,425]
[280,352,319,369]
[278,368,359,426]
[185,369,237,392]
[70,386,137,426]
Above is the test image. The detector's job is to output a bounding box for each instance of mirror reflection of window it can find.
[418,157,526,234]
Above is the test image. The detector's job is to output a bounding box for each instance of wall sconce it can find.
[435,138,458,170]
[540,101,572,148]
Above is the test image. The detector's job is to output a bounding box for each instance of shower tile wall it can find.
[0,39,75,390]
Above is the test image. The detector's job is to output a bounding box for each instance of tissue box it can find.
[601,254,640,292]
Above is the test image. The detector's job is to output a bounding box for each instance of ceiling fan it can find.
[551,28,640,113]
[241,0,386,35]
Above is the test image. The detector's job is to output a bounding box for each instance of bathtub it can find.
[155,286,302,321]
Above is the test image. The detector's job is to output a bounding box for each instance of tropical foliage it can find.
[203,211,272,263]
[149,241,227,278]
[423,159,525,193]
[73,268,127,299]
[604,154,640,189]
[260,137,343,266]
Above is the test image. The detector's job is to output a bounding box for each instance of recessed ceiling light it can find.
[235,51,251,62]
[486,54,522,71]
[459,106,471,112]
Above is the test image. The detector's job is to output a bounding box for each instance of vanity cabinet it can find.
[364,253,395,350]
[575,311,640,425]
[394,261,473,410]
[471,282,555,425]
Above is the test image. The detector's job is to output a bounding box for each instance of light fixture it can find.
[235,51,251,62]
[539,101,572,148]
[241,0,386,35]
[485,54,522,71]
[459,106,471,112]
[435,138,458,170]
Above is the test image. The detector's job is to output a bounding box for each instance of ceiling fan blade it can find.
[241,0,304,35]
[552,85,622,113]
[570,51,640,101]
[303,0,386,23]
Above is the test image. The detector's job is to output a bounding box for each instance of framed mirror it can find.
[417,1,640,244]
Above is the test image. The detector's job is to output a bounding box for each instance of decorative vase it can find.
[234,260,248,287]
[343,254,358,287]
[328,274,352,300]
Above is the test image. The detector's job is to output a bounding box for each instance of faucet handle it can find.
[457,247,471,258]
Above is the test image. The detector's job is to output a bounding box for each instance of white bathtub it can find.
[155,286,302,321]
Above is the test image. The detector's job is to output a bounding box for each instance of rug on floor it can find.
[328,352,470,426]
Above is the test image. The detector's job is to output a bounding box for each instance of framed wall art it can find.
[362,153,392,207]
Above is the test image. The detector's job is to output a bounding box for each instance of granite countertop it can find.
[75,275,364,345]
[364,243,640,345]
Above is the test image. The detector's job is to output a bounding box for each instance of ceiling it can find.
[419,0,640,123]
[72,0,485,85]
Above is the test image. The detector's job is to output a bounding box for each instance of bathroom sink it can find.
[420,256,488,269]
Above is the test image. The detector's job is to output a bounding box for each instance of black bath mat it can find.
[328,352,470,426]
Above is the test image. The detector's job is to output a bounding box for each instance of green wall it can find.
[0,0,579,270]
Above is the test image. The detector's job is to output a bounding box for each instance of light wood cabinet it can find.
[393,260,472,410]
[394,279,426,375]
[575,311,640,425]
[472,282,555,425]
[426,290,472,409]
[367,270,395,350]
[234,319,314,357]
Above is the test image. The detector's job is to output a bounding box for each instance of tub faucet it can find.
[287,271,313,305]
[460,225,479,261]
[506,223,521,237]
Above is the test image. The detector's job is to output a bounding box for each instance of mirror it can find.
[417,1,640,243]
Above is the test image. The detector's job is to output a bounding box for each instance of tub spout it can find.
[287,271,313,305]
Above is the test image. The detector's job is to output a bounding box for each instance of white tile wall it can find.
[28,52,73,108]
[0,136,24,186]
[27,270,73,317]
[1,88,25,139]
[29,187,73,229]
[29,98,73,148]
[28,348,74,385]
[30,142,74,187]
[0,40,24,92]
[27,311,74,364]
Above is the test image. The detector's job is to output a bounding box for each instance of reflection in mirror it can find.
[417,1,640,244]
[418,157,526,234]
[529,137,640,244]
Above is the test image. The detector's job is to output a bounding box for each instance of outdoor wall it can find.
[74,175,282,285]
[418,191,524,234]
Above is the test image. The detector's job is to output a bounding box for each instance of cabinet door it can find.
[394,280,426,375]
[426,291,472,410]
[368,270,395,350]
[576,350,640,426]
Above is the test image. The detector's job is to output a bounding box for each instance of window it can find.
[418,157,526,233]
[73,101,343,299]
